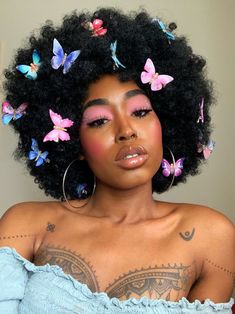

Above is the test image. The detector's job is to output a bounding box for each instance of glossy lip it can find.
[115,145,147,161]
[115,154,148,170]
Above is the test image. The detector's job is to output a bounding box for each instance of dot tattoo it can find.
[0,234,35,241]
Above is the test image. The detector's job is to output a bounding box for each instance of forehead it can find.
[85,75,140,100]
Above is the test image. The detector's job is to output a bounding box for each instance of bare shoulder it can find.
[177,203,234,245]
[0,201,62,260]
[175,203,235,302]
[182,203,234,233]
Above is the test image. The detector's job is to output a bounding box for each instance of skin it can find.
[78,74,163,223]
[0,75,234,303]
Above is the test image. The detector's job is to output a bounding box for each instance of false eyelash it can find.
[132,107,153,117]
[86,115,110,128]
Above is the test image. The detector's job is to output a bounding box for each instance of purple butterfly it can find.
[162,158,185,177]
[51,38,81,74]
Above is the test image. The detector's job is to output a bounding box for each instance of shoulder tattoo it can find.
[179,228,195,241]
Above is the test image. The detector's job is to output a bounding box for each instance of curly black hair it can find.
[2,7,213,200]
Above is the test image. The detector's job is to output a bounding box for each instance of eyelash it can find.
[87,108,153,128]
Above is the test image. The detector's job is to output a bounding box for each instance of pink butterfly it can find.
[43,109,74,142]
[141,58,174,91]
[2,101,28,125]
[82,19,107,37]
[162,158,185,177]
[197,98,204,123]
[197,140,215,159]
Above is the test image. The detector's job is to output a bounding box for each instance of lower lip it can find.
[115,154,148,169]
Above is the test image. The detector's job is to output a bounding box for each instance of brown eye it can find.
[132,109,152,118]
[87,118,109,128]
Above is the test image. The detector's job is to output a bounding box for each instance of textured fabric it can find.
[0,247,234,314]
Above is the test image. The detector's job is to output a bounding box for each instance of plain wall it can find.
[0,0,234,223]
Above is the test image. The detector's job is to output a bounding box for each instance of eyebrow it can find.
[83,89,147,111]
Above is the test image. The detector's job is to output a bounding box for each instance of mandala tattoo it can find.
[179,228,195,241]
[106,263,192,300]
[33,245,194,300]
[34,245,100,293]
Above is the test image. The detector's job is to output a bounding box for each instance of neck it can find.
[86,180,157,225]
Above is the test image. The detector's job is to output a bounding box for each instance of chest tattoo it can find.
[33,245,195,301]
[34,245,100,293]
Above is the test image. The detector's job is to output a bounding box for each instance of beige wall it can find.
[0,0,234,223]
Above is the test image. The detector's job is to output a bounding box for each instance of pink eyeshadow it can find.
[126,95,152,113]
[82,107,113,123]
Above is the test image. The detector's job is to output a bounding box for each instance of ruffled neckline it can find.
[0,246,234,310]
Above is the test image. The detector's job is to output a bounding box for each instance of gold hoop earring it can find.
[62,159,96,209]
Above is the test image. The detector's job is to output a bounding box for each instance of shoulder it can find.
[178,204,235,302]
[177,203,234,247]
[0,201,63,260]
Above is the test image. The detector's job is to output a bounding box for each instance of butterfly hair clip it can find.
[28,138,49,167]
[141,58,174,91]
[51,38,81,74]
[76,183,88,198]
[82,19,107,37]
[197,98,204,123]
[152,19,176,42]
[110,41,126,69]
[197,140,215,159]
[43,109,74,142]
[2,101,28,125]
[162,158,185,177]
[16,49,41,80]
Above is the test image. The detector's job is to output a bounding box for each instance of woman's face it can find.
[79,75,163,190]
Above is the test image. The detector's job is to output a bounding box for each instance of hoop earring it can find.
[62,159,96,209]
[162,146,176,192]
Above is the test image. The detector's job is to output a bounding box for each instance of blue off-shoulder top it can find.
[0,247,234,313]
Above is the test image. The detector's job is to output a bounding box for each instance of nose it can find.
[115,118,137,143]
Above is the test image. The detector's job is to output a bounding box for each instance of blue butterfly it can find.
[51,38,81,74]
[28,138,49,167]
[16,49,41,80]
[152,19,175,41]
[76,183,88,198]
[110,41,126,69]
[2,101,28,125]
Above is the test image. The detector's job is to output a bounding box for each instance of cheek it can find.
[79,130,108,162]
[148,119,162,144]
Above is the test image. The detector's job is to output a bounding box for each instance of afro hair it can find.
[2,7,214,200]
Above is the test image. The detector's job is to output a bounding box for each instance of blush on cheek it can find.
[81,137,106,161]
[150,119,162,142]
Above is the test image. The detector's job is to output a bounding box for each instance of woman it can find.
[0,8,234,313]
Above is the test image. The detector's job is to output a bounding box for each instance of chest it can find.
[33,217,200,301]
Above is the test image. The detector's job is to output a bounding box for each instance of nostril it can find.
[118,132,137,141]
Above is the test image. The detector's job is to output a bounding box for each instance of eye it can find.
[87,117,109,128]
[132,108,152,118]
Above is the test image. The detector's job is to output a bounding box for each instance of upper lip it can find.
[115,145,147,161]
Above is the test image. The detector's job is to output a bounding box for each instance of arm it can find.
[187,211,235,303]
[0,202,41,312]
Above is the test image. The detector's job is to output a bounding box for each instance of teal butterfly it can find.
[16,50,41,80]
